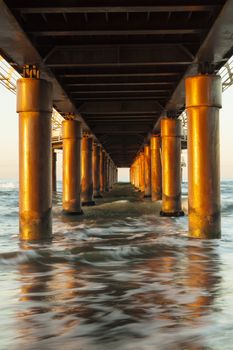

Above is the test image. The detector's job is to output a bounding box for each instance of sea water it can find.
[0,180,233,350]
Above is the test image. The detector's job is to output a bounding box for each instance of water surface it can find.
[0,181,233,350]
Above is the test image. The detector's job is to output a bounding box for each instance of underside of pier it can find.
[1,0,233,166]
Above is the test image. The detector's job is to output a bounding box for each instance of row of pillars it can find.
[130,74,222,240]
[17,72,117,241]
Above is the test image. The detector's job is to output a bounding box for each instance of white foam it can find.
[0,181,18,190]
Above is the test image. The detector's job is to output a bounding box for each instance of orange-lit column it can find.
[186,74,222,238]
[52,150,57,193]
[139,151,145,192]
[17,72,52,240]
[82,135,95,206]
[108,159,112,190]
[62,120,82,215]
[93,143,102,198]
[160,118,184,217]
[144,144,151,198]
[134,163,137,187]
[100,148,105,193]
[150,135,162,201]
[104,154,110,192]
[134,156,140,190]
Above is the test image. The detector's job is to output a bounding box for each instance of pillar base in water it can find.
[160,210,184,217]
[144,194,151,199]
[20,209,52,241]
[189,229,221,240]
[94,194,103,199]
[82,201,96,206]
[62,209,83,216]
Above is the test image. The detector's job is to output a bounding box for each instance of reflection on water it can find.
[0,182,233,349]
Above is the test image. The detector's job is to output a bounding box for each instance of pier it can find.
[0,0,233,240]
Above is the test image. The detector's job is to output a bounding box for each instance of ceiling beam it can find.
[30,29,202,37]
[60,72,180,78]
[92,124,151,133]
[66,82,175,87]
[74,97,166,101]
[71,89,169,94]
[44,44,192,68]
[79,100,163,114]
[15,5,219,14]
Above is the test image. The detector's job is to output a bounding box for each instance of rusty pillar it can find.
[150,135,162,201]
[17,76,52,240]
[93,143,102,198]
[144,144,151,198]
[62,119,82,215]
[52,150,57,193]
[186,74,222,238]
[160,118,184,217]
[82,135,95,206]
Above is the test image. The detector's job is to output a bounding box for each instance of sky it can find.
[0,81,232,181]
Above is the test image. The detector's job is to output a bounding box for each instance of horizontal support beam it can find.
[66,82,175,87]
[30,29,202,37]
[74,97,166,101]
[86,114,157,118]
[60,72,180,78]
[71,89,169,94]
[45,44,192,67]
[49,62,190,68]
[15,5,219,14]
[79,100,163,114]
[92,124,151,134]
[86,118,155,122]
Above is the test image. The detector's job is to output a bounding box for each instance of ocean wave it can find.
[221,202,233,215]
[0,181,18,190]
[0,250,41,265]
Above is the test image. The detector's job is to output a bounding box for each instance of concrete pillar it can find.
[139,151,145,192]
[160,118,184,217]
[62,120,82,215]
[52,150,57,192]
[104,154,110,192]
[150,135,162,201]
[17,75,52,240]
[100,148,105,193]
[186,74,222,238]
[82,135,95,206]
[134,157,140,190]
[108,159,112,190]
[93,143,102,198]
[144,144,151,198]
